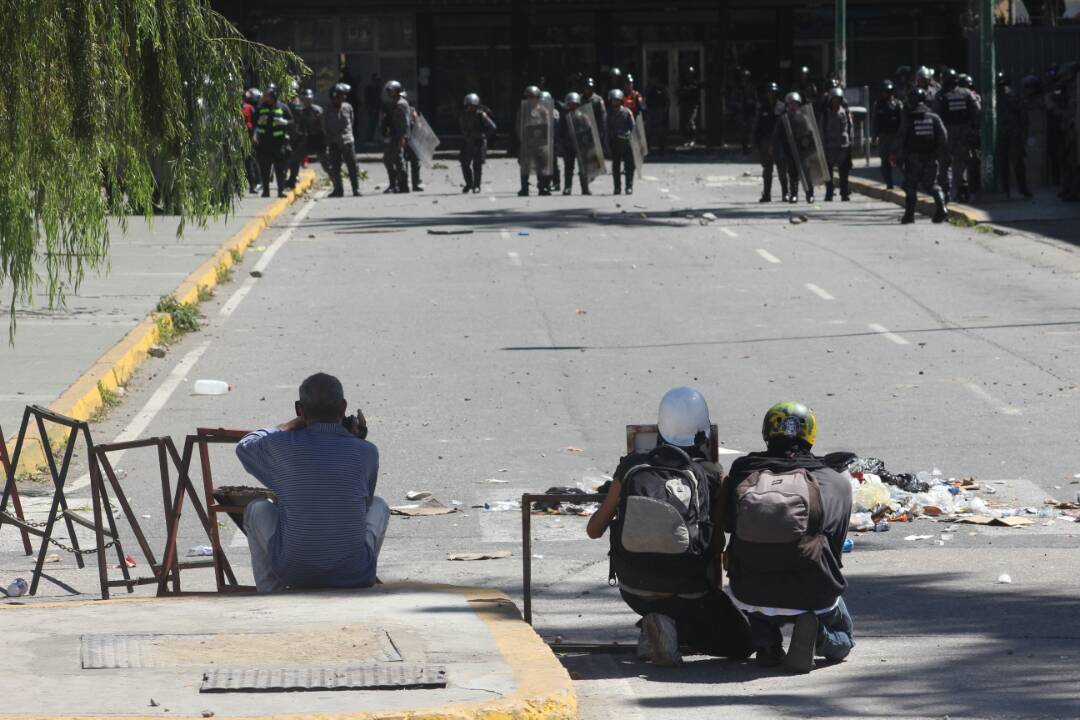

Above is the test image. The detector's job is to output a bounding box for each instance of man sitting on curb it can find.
[720,401,854,673]
[587,387,753,666]
[236,372,388,593]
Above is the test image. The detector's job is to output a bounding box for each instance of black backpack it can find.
[609,445,717,594]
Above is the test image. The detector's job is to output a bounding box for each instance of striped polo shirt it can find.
[236,423,380,588]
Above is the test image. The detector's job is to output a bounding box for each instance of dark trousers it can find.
[611,138,635,192]
[648,110,669,152]
[562,150,589,193]
[748,596,854,662]
[286,138,305,188]
[405,146,422,189]
[878,133,896,188]
[902,154,944,215]
[996,138,1030,196]
[384,140,407,191]
[519,150,550,192]
[621,589,753,660]
[680,103,699,145]
[245,152,260,192]
[460,141,486,189]
[256,145,287,195]
[328,142,359,194]
[758,140,777,198]
[825,146,852,199]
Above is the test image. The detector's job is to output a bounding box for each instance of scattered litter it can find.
[193,380,231,395]
[447,551,511,561]
[44,553,61,563]
[141,514,152,519]
[478,478,510,484]
[249,270,263,278]
[481,500,520,512]
[789,215,805,225]
[701,212,717,221]
[187,546,214,557]
[904,535,933,541]
[575,308,588,315]
[5,578,28,597]
[426,228,474,235]
[405,491,432,501]
[957,516,1034,527]
[150,699,159,708]
[997,573,1013,584]
[531,487,599,516]
[148,345,167,359]
[517,231,530,236]
[842,538,854,553]
[873,520,890,532]
[201,712,215,718]
[532,554,544,559]
[112,555,137,569]
[390,497,456,516]
[566,446,585,453]
[254,245,266,251]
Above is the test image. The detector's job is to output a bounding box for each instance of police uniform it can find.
[607,104,636,194]
[872,93,904,189]
[254,99,295,197]
[753,94,784,201]
[935,85,981,202]
[381,95,412,193]
[460,105,496,193]
[892,98,948,223]
[996,85,1032,198]
[323,97,360,197]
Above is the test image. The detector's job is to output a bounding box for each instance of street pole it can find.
[834,0,847,86]
[979,0,997,194]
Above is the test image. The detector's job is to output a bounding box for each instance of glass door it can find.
[643,44,705,140]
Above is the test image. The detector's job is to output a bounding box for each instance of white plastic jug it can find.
[193,380,231,395]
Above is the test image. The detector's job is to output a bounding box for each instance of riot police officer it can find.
[607,88,636,195]
[914,66,939,103]
[541,91,562,192]
[736,68,757,153]
[380,80,411,193]
[890,88,948,223]
[400,91,424,192]
[872,81,904,189]
[580,77,607,149]
[678,66,702,147]
[459,93,496,193]
[558,92,593,196]
[253,84,294,198]
[297,89,327,176]
[517,85,554,196]
[995,74,1033,199]
[753,82,784,202]
[323,83,360,197]
[772,92,816,204]
[820,87,852,201]
[935,68,981,203]
[623,73,646,117]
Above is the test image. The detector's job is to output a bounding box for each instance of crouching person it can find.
[236,372,389,592]
[587,387,753,666]
[721,401,854,673]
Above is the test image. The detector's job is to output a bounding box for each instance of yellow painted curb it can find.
[4,171,317,474]
[0,583,578,720]
[848,175,984,225]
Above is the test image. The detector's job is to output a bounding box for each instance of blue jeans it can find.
[748,596,855,661]
[244,497,390,593]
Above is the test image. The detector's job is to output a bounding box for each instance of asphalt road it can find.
[5,157,1080,719]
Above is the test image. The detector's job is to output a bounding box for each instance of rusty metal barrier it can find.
[0,421,33,555]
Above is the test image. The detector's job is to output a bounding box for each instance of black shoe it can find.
[824,193,834,202]
[462,185,472,194]
[841,195,850,201]
[784,613,819,674]
[755,646,786,668]
[472,186,481,193]
[260,190,270,198]
[807,194,815,203]
[328,190,344,198]
[352,189,362,197]
[932,209,946,223]
[399,186,410,194]
[582,188,591,195]
[518,188,529,197]
[539,188,551,196]
[900,213,915,224]
[613,188,621,195]
[277,191,287,198]
[562,188,571,196]
[383,187,394,194]
[759,195,771,203]
[626,186,633,195]
[788,195,797,204]
[413,184,424,192]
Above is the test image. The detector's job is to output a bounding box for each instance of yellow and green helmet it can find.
[762,401,818,447]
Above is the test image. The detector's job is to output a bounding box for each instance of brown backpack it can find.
[734,468,825,559]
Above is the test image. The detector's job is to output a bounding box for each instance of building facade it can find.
[215,0,970,142]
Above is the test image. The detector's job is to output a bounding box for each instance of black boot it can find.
[538,176,551,196]
[824,182,834,201]
[473,166,482,193]
[932,191,947,223]
[901,195,916,224]
[518,177,529,197]
[461,166,473,193]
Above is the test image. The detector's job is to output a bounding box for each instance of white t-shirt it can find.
[725,585,839,617]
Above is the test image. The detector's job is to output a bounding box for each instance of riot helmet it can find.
[657,387,711,448]
[624,73,636,88]
[766,81,780,94]
[384,80,403,96]
[609,67,623,83]
[564,91,581,108]
[300,88,314,104]
[762,401,818,451]
[915,66,932,86]
[909,87,927,105]
[829,86,844,99]
[895,65,912,79]
[882,80,895,94]
[784,91,802,106]
[607,88,625,104]
[244,88,262,104]
[464,93,480,108]
[958,73,974,89]
[995,72,1009,89]
[523,85,541,99]
[332,83,350,98]
[263,82,279,100]
[940,67,958,89]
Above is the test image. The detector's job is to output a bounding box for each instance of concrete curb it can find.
[0,584,578,720]
[5,171,318,473]
[848,175,988,225]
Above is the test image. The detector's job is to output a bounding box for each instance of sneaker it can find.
[636,629,653,660]
[642,614,681,667]
[784,612,819,674]
[626,186,633,195]
[472,186,481,194]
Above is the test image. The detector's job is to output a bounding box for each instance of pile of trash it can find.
[838,456,1080,532]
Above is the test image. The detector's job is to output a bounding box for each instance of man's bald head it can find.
[297,373,346,423]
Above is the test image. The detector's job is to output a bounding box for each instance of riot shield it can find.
[567,103,606,182]
[782,105,829,193]
[630,117,647,178]
[518,97,554,176]
[407,112,440,169]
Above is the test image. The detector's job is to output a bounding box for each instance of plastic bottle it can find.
[5,578,28,597]
[873,519,890,533]
[193,380,231,395]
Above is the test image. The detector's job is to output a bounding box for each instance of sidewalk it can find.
[0,584,575,720]
[0,177,314,470]
[849,160,1080,243]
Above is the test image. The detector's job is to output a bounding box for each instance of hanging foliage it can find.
[0,0,304,340]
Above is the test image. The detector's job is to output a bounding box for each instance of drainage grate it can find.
[200,663,448,693]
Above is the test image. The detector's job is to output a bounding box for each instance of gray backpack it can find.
[734,468,823,545]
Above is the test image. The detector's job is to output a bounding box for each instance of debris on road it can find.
[426,228,474,235]
[405,491,432,501]
[566,446,585,453]
[997,573,1013,584]
[4,578,28,597]
[44,553,60,563]
[390,497,456,516]
[477,478,510,484]
[532,487,600,516]
[188,546,214,557]
[479,500,520,512]
[447,550,511,561]
[148,345,167,358]
[249,270,263,278]
[842,538,854,553]
[112,555,137,569]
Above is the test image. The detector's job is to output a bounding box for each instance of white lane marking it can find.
[805,283,835,300]
[963,382,1023,416]
[68,342,212,491]
[219,197,319,318]
[507,251,522,267]
[756,248,781,264]
[868,323,910,345]
[720,227,738,238]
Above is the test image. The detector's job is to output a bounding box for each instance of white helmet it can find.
[657,387,710,447]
